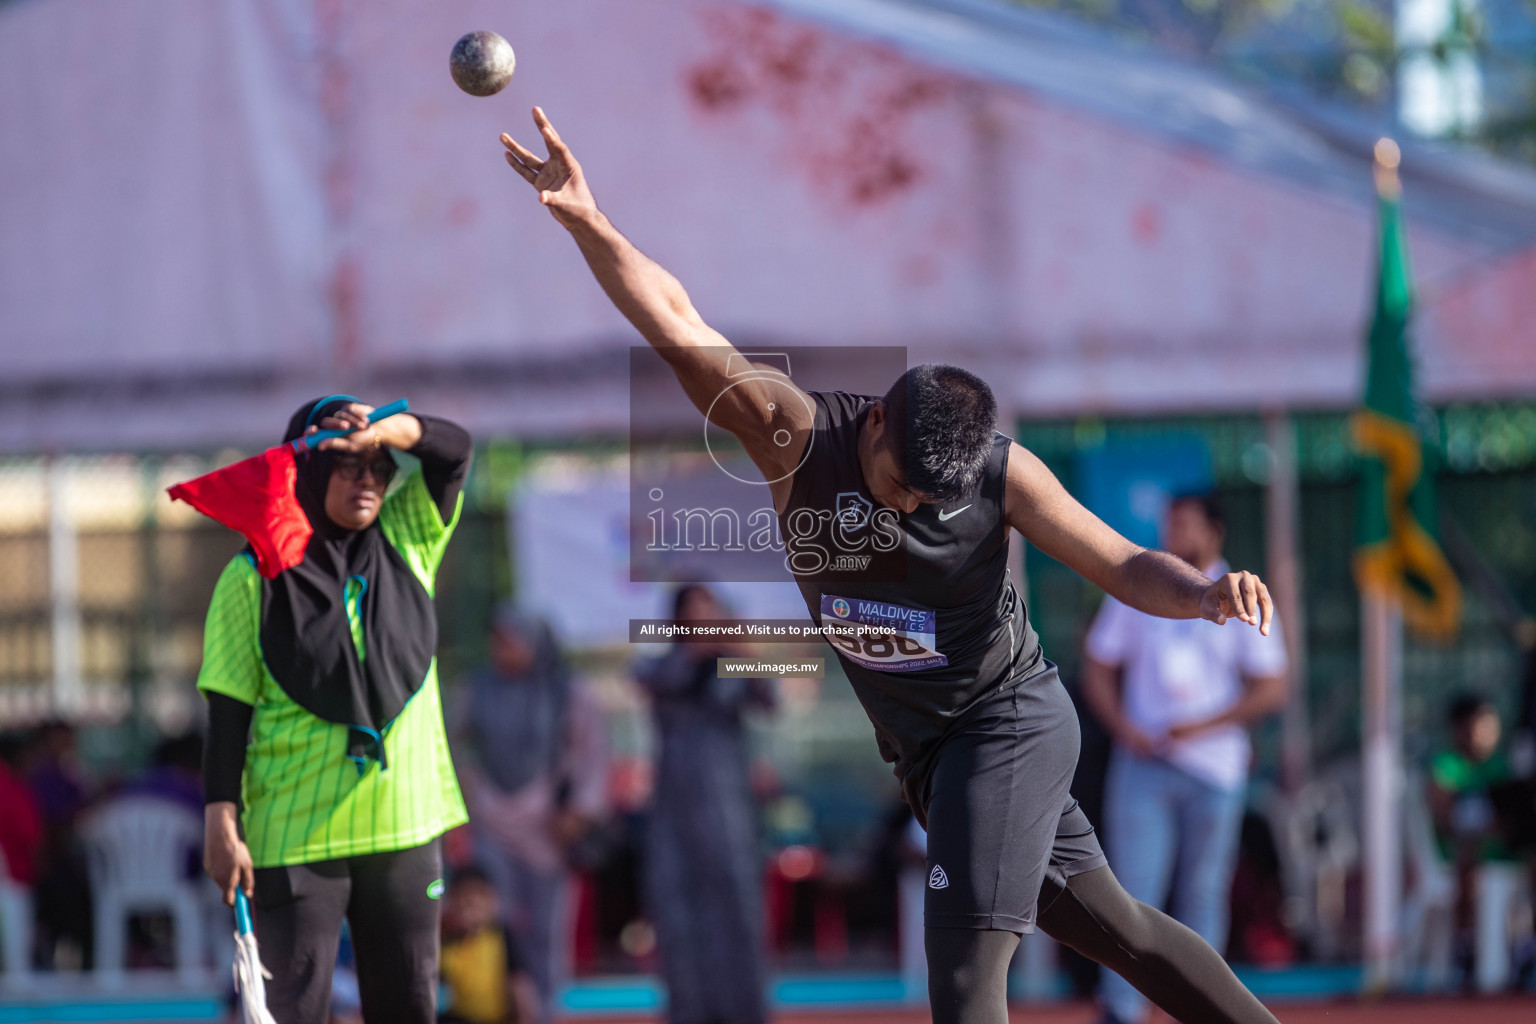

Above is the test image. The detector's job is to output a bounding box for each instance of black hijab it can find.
[256,395,437,770]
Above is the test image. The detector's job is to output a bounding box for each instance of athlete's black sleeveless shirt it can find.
[780,392,1046,800]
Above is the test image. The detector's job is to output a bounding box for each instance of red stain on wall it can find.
[689,63,749,109]
[900,253,941,287]
[1132,204,1161,244]
[686,6,955,207]
[447,197,479,228]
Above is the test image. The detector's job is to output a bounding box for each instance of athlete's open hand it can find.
[501,107,598,230]
[1199,570,1273,635]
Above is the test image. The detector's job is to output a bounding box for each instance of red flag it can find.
[168,446,312,579]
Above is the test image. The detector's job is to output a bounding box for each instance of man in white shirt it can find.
[1083,494,1288,1024]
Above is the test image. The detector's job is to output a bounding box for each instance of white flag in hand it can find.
[233,891,278,1024]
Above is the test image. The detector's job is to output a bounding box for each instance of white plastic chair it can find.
[1268,772,1360,963]
[80,796,206,984]
[0,843,34,985]
[1401,772,1535,992]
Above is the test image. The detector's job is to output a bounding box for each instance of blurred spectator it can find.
[636,584,774,1024]
[1082,494,1287,1024]
[450,607,608,1024]
[122,734,204,820]
[0,735,41,887]
[439,866,540,1024]
[25,721,87,831]
[1508,641,1536,986]
[857,798,922,991]
[1428,693,1519,982]
[24,722,94,970]
[889,806,928,1004]
[1432,695,1513,863]
[1514,633,1536,779]
[1225,813,1296,967]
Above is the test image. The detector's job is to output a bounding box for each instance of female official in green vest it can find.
[198,397,471,1024]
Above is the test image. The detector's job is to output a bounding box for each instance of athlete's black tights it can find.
[926,866,1281,1024]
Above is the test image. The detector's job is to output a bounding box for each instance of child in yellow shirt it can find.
[439,868,539,1024]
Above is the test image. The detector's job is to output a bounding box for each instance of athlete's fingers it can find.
[319,414,360,433]
[1240,572,1260,625]
[1205,585,1227,625]
[239,861,255,900]
[533,106,571,158]
[1257,579,1274,636]
[316,421,356,444]
[317,432,358,452]
[502,132,544,170]
[1225,575,1246,624]
[504,150,538,184]
[319,410,365,432]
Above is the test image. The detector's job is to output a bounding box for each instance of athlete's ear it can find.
[867,401,886,438]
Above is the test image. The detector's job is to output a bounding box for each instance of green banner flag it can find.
[1351,153,1461,639]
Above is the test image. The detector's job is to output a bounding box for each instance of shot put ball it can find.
[450,31,516,97]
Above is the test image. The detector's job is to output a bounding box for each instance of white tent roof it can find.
[2,0,1534,451]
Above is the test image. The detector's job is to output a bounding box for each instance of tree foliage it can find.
[1007,0,1536,164]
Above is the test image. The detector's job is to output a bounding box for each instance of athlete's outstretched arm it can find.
[499,107,811,486]
[1004,442,1272,633]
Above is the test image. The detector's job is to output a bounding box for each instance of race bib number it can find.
[820,594,948,672]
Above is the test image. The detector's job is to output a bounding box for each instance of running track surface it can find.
[600,997,1536,1023]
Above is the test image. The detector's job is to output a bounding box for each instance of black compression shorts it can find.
[918,663,1107,934]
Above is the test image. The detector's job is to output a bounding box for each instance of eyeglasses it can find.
[333,454,397,484]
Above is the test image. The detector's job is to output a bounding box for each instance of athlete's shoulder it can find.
[807,391,876,430]
[204,553,261,626]
[381,465,459,542]
[214,550,261,590]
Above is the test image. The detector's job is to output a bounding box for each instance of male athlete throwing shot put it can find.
[499,108,1284,1024]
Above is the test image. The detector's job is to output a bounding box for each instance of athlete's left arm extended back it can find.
[1003,442,1272,634]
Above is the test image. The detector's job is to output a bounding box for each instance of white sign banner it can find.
[511,468,809,648]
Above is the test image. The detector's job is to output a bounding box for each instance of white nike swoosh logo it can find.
[937,504,972,522]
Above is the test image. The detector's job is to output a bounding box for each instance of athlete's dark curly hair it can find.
[880,364,997,503]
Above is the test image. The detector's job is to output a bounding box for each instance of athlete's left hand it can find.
[1199,571,1273,635]
[312,402,423,453]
